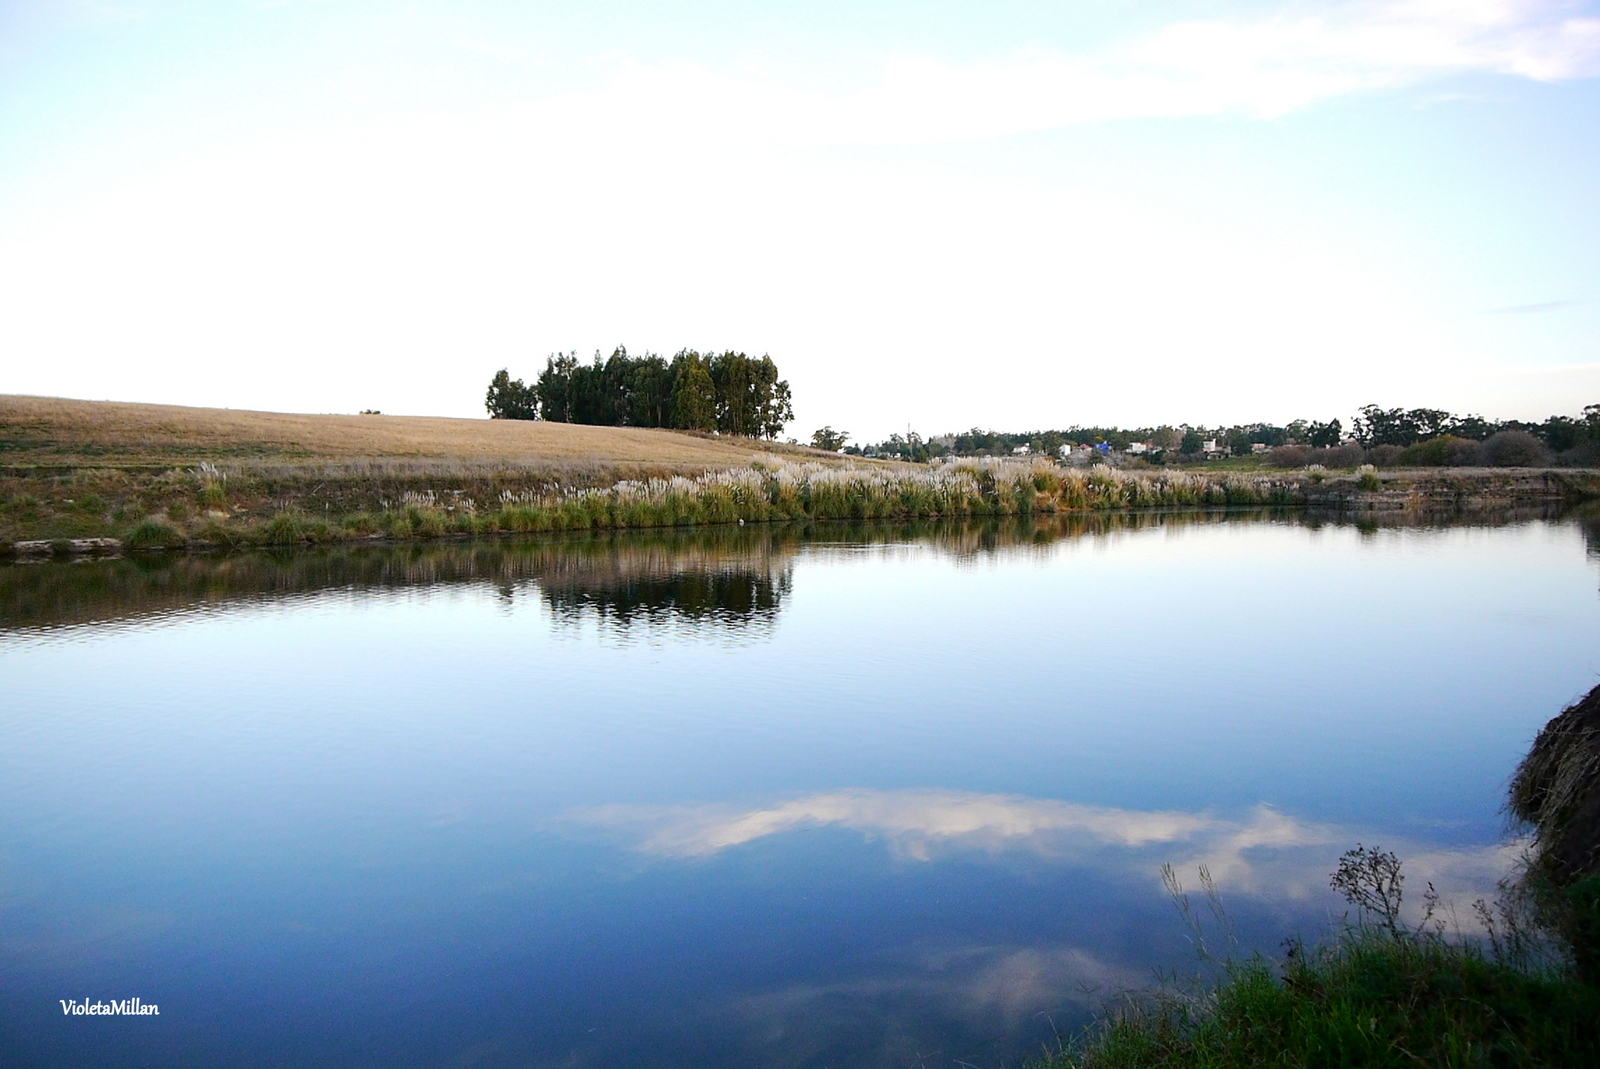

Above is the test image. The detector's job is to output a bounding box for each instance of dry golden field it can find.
[0,394,827,467]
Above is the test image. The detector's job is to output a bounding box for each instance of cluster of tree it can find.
[809,426,850,451]
[486,348,794,439]
[845,403,1600,466]
[1349,404,1600,451]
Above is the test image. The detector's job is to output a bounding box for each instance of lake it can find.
[3,509,1598,1068]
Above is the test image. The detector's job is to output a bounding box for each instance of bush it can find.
[1399,435,1480,467]
[1447,437,1484,466]
[125,518,185,550]
[1267,446,1307,469]
[1306,444,1363,468]
[1484,429,1552,467]
[1367,444,1404,467]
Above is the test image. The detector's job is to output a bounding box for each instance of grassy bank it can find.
[6,396,1599,552]
[1,457,1308,552]
[1044,927,1599,1069]
[1042,784,1600,1069]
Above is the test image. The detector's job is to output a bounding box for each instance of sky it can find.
[1,1,1598,441]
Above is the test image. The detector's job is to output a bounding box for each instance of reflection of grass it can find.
[0,513,1297,632]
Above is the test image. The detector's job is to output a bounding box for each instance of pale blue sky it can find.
[2,1,1597,437]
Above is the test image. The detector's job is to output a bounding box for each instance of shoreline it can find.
[4,461,1597,558]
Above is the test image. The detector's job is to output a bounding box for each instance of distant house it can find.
[1250,443,1270,454]
[1126,442,1149,455]
[1011,444,1031,455]
[1201,440,1220,453]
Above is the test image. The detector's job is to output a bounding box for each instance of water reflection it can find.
[1,505,1564,637]
[1,506,1596,1069]
[569,788,1517,918]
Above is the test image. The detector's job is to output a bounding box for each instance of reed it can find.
[8,456,1313,550]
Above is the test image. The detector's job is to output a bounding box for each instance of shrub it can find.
[1398,435,1481,467]
[341,512,381,536]
[1447,437,1484,466]
[1367,444,1404,467]
[1484,429,1552,467]
[1358,469,1382,491]
[261,512,309,545]
[1267,446,1307,468]
[1306,444,1363,468]
[125,517,185,550]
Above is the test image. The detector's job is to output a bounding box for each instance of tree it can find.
[485,369,538,420]
[1307,419,1342,448]
[628,354,675,428]
[670,351,717,431]
[708,351,792,438]
[1179,430,1204,455]
[811,426,850,451]
[762,376,795,439]
[533,353,579,422]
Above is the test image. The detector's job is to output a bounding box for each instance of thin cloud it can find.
[452,37,531,61]
[562,0,1600,146]
[1482,299,1583,314]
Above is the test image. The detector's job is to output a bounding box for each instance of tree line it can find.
[486,348,794,439]
[846,403,1600,467]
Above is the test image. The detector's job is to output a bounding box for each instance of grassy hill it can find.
[0,395,863,548]
[0,394,823,468]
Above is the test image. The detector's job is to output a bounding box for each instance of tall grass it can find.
[97,457,1305,548]
[1040,848,1600,1069]
[1046,931,1598,1069]
[468,459,1304,538]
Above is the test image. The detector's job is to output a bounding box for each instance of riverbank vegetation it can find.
[1045,919,1598,1068]
[1043,683,1600,1069]
[8,451,1600,553]
[4,458,1308,551]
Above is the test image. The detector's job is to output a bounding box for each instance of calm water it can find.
[3,511,1599,1068]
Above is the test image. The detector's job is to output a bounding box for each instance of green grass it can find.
[1042,846,1600,1069]
[1042,929,1598,1069]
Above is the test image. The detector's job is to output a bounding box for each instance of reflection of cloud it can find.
[569,789,1338,890]
[710,942,1142,1069]
[575,789,1228,859]
[569,788,1524,924]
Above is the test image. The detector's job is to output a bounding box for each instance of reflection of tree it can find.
[541,568,791,633]
[2,505,1589,636]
